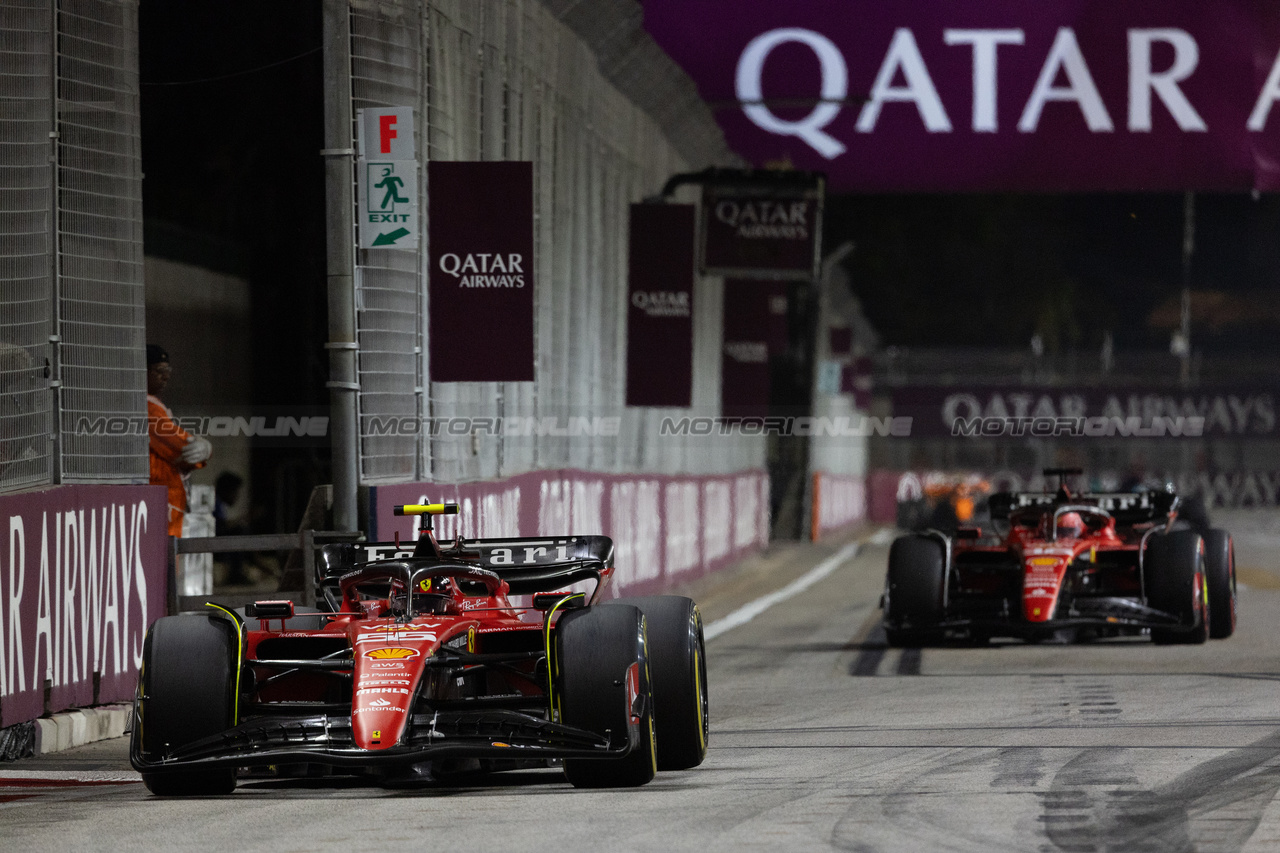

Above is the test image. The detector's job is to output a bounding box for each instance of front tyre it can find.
[135,614,238,795]
[1202,529,1236,639]
[1146,531,1209,646]
[884,535,946,647]
[609,596,708,770]
[558,605,657,788]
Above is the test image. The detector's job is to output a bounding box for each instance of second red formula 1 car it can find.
[881,469,1237,645]
[131,502,708,794]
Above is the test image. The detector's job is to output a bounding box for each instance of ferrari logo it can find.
[372,730,382,738]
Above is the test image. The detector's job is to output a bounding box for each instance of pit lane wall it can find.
[0,485,168,728]
[810,473,867,541]
[369,469,769,597]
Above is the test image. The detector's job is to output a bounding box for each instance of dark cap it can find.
[146,344,170,366]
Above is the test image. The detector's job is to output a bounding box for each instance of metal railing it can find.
[169,529,365,614]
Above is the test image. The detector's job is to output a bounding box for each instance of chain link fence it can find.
[56,0,147,481]
[348,0,762,487]
[0,0,146,495]
[0,1,56,491]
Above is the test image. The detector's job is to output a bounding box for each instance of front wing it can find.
[130,707,635,774]
[889,595,1186,639]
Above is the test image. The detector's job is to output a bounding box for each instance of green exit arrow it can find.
[372,227,410,246]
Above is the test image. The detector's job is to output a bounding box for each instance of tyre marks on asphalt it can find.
[1039,747,1188,853]
[1035,686,1280,853]
[895,648,922,676]
[846,607,923,677]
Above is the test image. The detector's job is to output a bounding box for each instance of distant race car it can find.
[131,502,708,795]
[880,468,1236,645]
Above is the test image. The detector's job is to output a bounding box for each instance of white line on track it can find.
[0,770,140,783]
[703,542,861,641]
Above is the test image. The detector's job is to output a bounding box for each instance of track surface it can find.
[6,530,1280,852]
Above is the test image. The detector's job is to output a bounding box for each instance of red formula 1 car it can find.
[881,469,1237,645]
[131,502,708,795]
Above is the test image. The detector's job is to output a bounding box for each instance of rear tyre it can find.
[1146,531,1209,645]
[558,605,657,788]
[884,535,946,647]
[1202,529,1236,639]
[137,614,238,795]
[609,596,708,770]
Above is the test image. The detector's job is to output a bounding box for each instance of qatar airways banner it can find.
[428,161,534,382]
[0,485,168,727]
[890,386,1279,438]
[627,204,695,407]
[702,186,821,279]
[644,0,1280,191]
[722,279,782,417]
[368,468,770,597]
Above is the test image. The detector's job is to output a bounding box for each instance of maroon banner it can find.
[829,328,852,355]
[644,1,1280,192]
[842,356,874,410]
[627,204,695,407]
[722,279,776,417]
[428,161,534,382]
[368,468,770,598]
[765,282,789,355]
[702,186,820,279]
[890,385,1280,438]
[0,484,168,727]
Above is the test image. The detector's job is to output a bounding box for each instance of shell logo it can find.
[365,647,418,660]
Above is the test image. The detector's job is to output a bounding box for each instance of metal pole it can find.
[322,0,359,532]
[48,0,63,483]
[1180,191,1195,386]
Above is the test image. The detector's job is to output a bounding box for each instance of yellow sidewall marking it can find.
[204,603,244,725]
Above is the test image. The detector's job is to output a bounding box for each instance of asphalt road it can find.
[5,528,1280,853]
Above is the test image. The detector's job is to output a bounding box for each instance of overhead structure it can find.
[644,0,1280,192]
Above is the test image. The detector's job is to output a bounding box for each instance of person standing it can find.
[147,344,211,536]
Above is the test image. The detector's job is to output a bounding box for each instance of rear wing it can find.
[316,535,614,605]
[988,489,1176,525]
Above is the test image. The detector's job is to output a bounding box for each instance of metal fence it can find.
[346,0,763,487]
[0,1,57,492]
[0,0,147,495]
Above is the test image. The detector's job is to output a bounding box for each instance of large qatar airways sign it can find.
[0,485,168,727]
[643,1,1280,191]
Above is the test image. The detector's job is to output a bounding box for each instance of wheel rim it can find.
[693,608,709,751]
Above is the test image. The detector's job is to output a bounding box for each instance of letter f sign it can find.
[379,114,398,154]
